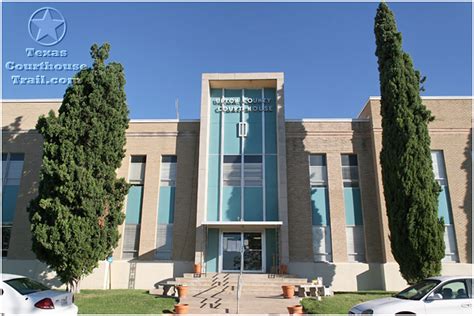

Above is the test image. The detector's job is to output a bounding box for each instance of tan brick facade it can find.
[1,88,471,290]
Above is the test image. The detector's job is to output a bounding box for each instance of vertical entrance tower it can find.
[195,73,289,273]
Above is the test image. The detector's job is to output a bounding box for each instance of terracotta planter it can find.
[174,303,189,314]
[177,285,188,298]
[193,263,202,274]
[287,304,303,314]
[280,264,288,274]
[282,285,295,299]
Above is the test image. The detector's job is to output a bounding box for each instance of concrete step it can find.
[182,272,301,279]
[175,277,308,285]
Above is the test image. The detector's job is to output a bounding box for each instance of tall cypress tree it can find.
[374,3,445,284]
[28,43,129,291]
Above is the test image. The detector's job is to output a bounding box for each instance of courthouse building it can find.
[2,73,472,291]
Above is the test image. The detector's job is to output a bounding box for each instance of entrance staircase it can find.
[176,273,308,314]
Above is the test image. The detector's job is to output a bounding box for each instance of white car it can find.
[349,276,472,315]
[0,274,78,315]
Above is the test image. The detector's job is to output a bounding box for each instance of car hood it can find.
[351,297,411,313]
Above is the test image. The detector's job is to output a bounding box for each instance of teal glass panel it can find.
[208,155,220,188]
[209,89,223,154]
[243,89,263,154]
[205,228,219,272]
[438,185,453,225]
[158,187,175,224]
[223,89,241,154]
[2,185,19,223]
[207,155,220,221]
[344,187,363,225]
[265,228,277,272]
[126,185,143,224]
[244,187,263,221]
[223,89,242,123]
[222,186,241,221]
[265,155,278,220]
[223,122,240,154]
[264,88,277,154]
[207,187,220,221]
[311,187,329,226]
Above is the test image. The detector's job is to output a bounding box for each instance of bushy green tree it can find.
[28,43,129,291]
[374,2,445,284]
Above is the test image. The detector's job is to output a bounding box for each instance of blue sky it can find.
[3,2,471,119]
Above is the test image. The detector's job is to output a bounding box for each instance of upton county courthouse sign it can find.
[213,97,274,113]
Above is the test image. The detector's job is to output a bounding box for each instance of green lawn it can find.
[301,291,394,314]
[75,290,177,314]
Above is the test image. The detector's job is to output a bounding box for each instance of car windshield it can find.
[5,278,50,295]
[394,279,441,300]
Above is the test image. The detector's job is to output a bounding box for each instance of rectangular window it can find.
[431,150,458,262]
[2,153,24,257]
[223,155,241,186]
[309,154,332,262]
[123,155,146,259]
[244,155,262,187]
[341,154,365,262]
[156,155,177,260]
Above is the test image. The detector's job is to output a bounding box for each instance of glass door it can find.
[243,232,263,271]
[221,232,263,272]
[222,232,242,271]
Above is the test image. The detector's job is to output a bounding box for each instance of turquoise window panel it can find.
[223,122,240,154]
[265,229,277,272]
[311,187,329,226]
[222,187,241,221]
[158,187,175,224]
[208,155,220,188]
[207,186,219,221]
[209,89,222,154]
[265,187,279,221]
[2,185,19,223]
[209,122,221,154]
[438,185,453,225]
[205,228,219,273]
[344,187,363,225]
[265,155,279,220]
[243,90,263,154]
[126,185,143,224]
[243,118,262,154]
[244,187,263,221]
[265,155,278,188]
[223,89,242,123]
[264,88,277,154]
[210,89,222,123]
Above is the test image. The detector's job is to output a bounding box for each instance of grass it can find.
[75,290,177,314]
[301,291,394,314]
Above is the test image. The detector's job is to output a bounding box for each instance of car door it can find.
[424,279,472,314]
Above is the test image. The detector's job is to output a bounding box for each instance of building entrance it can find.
[221,232,264,272]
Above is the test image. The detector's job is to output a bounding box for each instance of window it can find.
[160,156,177,187]
[2,153,24,257]
[129,155,146,185]
[244,156,262,187]
[431,150,458,262]
[341,154,365,262]
[434,280,470,300]
[309,154,332,262]
[123,155,146,259]
[223,155,241,186]
[156,155,177,260]
[341,154,359,187]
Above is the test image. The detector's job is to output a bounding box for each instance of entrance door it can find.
[221,232,263,272]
